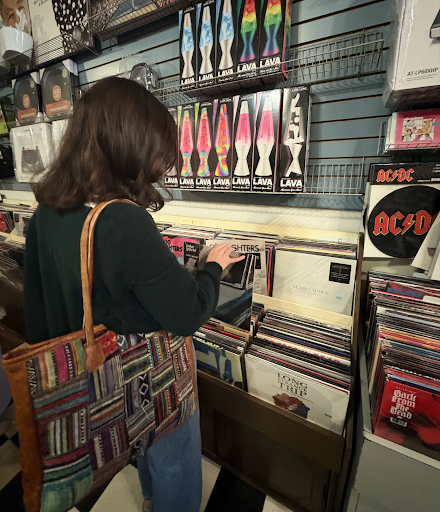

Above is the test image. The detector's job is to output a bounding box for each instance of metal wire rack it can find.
[0,32,97,80]
[305,161,368,194]
[94,0,193,40]
[154,28,384,107]
[378,119,440,155]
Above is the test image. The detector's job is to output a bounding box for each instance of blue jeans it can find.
[137,409,202,512]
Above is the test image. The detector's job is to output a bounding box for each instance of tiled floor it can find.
[0,402,297,512]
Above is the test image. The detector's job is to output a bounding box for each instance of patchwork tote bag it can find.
[2,199,198,512]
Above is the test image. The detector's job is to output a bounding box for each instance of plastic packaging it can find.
[119,54,159,91]
[52,118,69,157]
[11,123,53,182]
[0,26,33,61]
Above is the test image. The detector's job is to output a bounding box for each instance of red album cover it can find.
[374,370,440,460]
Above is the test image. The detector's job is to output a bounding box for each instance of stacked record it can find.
[366,271,440,460]
[246,307,352,434]
[0,235,25,290]
[272,237,358,316]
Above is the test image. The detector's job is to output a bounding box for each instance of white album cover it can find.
[245,354,349,435]
[272,249,355,316]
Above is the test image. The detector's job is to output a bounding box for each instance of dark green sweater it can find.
[24,203,222,344]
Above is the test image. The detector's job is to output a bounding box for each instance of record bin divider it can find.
[197,233,363,512]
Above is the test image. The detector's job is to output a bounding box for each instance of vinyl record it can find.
[13,77,39,122]
[367,186,440,258]
[42,66,74,118]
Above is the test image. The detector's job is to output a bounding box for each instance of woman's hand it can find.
[207,244,245,270]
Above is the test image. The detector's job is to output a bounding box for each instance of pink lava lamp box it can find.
[252,89,281,192]
[212,97,234,190]
[195,100,217,190]
[164,106,179,189]
[259,0,292,81]
[232,93,256,191]
[177,103,198,189]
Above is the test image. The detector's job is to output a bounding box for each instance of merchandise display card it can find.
[388,109,440,149]
[365,163,440,259]
[232,93,256,191]
[236,0,260,80]
[12,72,43,125]
[278,86,310,193]
[40,60,78,120]
[165,106,179,188]
[252,89,281,192]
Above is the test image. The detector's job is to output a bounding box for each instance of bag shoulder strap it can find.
[81,199,136,371]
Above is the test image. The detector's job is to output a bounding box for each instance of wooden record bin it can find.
[197,235,364,512]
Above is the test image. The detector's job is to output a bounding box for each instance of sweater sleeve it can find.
[97,204,222,336]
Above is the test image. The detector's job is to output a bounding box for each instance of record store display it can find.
[366,272,440,461]
[365,163,440,259]
[386,109,440,149]
[40,60,79,120]
[11,123,53,182]
[12,72,43,125]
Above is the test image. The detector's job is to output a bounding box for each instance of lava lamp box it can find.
[216,0,238,84]
[179,6,198,91]
[259,0,292,83]
[195,100,216,190]
[252,89,281,192]
[236,0,261,80]
[177,104,198,189]
[212,97,234,190]
[277,86,310,193]
[232,93,256,191]
[165,107,179,188]
[197,0,217,87]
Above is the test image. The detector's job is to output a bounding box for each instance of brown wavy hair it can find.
[34,76,176,211]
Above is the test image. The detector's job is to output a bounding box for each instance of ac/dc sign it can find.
[376,167,414,183]
[372,210,437,236]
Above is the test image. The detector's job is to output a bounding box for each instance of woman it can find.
[24,76,243,512]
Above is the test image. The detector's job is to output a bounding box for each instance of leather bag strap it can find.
[80,199,136,371]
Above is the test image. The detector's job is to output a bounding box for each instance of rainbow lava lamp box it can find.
[252,89,281,192]
[197,0,217,87]
[178,104,198,189]
[236,0,261,80]
[212,97,234,190]
[195,100,216,190]
[259,0,291,82]
[232,93,256,191]
[216,0,238,84]
[179,6,198,91]
[164,106,179,189]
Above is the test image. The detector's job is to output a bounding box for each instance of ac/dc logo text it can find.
[376,168,415,183]
[373,210,438,236]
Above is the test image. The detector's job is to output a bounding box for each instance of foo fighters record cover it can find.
[365,163,440,259]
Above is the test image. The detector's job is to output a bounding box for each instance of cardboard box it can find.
[12,72,43,125]
[178,104,198,189]
[195,100,217,189]
[165,107,179,189]
[384,0,440,107]
[179,6,198,91]
[259,0,291,82]
[197,0,216,87]
[40,60,78,121]
[277,86,310,193]
[216,0,238,84]
[212,97,233,190]
[252,89,281,192]
[232,93,256,191]
[236,0,261,80]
